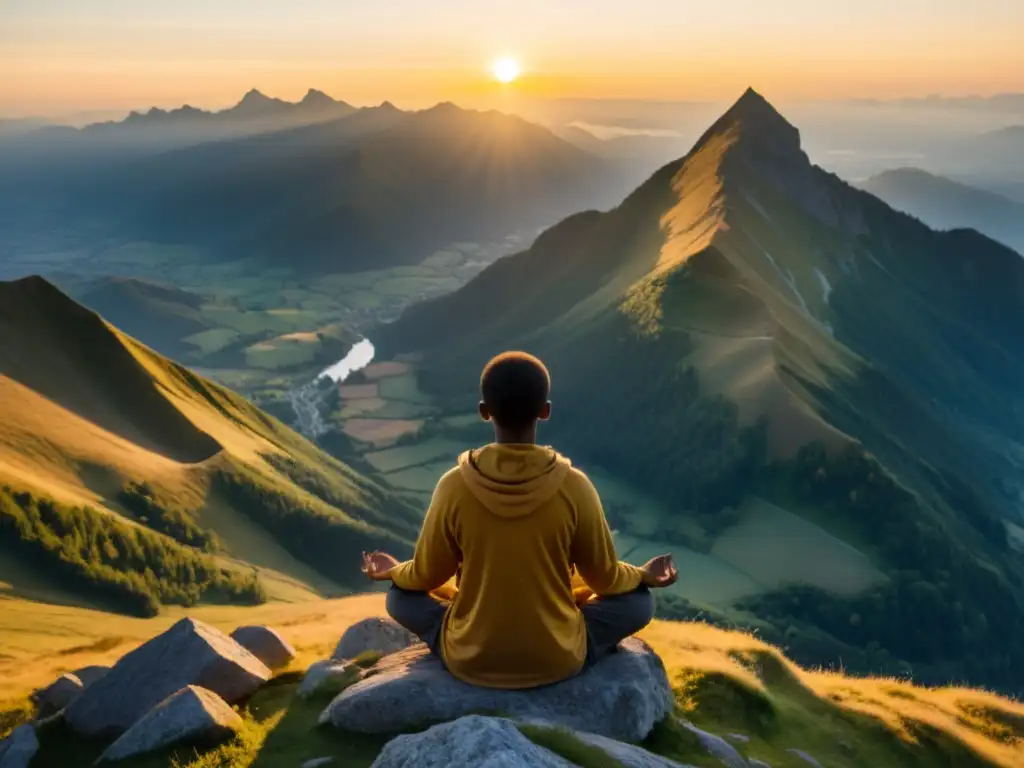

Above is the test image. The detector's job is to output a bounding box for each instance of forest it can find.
[0,486,264,617]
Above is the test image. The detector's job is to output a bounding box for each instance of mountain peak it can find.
[685,87,804,172]
[238,88,271,105]
[300,88,336,108]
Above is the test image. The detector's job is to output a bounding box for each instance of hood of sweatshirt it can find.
[458,443,572,518]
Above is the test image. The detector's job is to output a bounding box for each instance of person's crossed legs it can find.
[386,584,654,671]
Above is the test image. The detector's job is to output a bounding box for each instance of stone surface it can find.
[787,749,823,767]
[301,759,335,768]
[72,664,111,689]
[567,730,694,768]
[322,636,673,742]
[0,725,39,768]
[333,617,417,660]
[678,720,748,768]
[65,617,270,737]
[370,715,574,768]
[32,673,84,715]
[100,685,242,762]
[230,625,296,670]
[726,733,750,744]
[298,660,355,699]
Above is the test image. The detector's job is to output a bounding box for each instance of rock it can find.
[0,725,39,768]
[99,685,242,762]
[230,626,296,670]
[564,730,693,768]
[72,665,111,688]
[370,715,574,768]
[32,673,84,715]
[786,749,823,767]
[678,720,748,768]
[301,759,335,768]
[749,761,772,768]
[298,660,355,699]
[726,733,750,744]
[333,617,417,660]
[65,617,270,737]
[322,636,672,742]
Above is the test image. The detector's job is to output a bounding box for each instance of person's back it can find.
[359,351,677,689]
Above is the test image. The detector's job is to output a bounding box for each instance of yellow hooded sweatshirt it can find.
[389,443,644,689]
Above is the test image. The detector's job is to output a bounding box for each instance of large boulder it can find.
[72,665,111,688]
[298,660,355,699]
[99,686,242,762]
[321,636,672,742]
[0,725,39,768]
[32,673,84,715]
[230,626,296,670]
[370,715,574,768]
[553,729,690,768]
[678,720,748,768]
[333,618,417,660]
[65,617,270,737]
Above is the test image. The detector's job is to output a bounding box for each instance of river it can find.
[289,338,375,437]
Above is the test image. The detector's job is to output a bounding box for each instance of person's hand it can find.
[640,554,678,588]
[361,551,400,581]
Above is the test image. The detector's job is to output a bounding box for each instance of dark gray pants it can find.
[386,584,655,671]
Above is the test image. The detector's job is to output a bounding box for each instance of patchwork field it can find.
[341,419,424,448]
[363,439,465,474]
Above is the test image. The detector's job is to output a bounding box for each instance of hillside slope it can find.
[0,276,419,614]
[3,594,1024,767]
[861,168,1024,252]
[377,89,1024,693]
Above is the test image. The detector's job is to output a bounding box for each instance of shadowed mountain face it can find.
[4,103,622,274]
[861,168,1024,253]
[378,89,1024,693]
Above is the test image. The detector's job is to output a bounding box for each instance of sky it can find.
[3,0,1024,118]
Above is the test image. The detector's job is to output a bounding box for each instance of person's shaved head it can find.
[480,351,551,430]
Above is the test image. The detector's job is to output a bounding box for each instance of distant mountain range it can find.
[4,101,624,273]
[18,89,357,151]
[0,276,418,614]
[861,168,1024,253]
[377,89,1024,693]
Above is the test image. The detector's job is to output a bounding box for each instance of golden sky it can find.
[3,0,1024,117]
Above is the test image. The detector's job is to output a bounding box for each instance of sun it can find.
[492,57,521,84]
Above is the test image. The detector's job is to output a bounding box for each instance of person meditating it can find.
[360,351,678,689]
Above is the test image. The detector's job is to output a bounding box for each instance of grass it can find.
[6,593,1023,767]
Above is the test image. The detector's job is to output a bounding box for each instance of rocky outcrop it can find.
[321,636,672,742]
[678,720,748,768]
[787,749,823,767]
[562,730,691,768]
[230,626,296,670]
[0,725,39,768]
[71,665,110,688]
[370,715,574,768]
[99,686,242,762]
[65,617,270,737]
[298,660,355,699]
[32,673,83,715]
[333,618,417,660]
